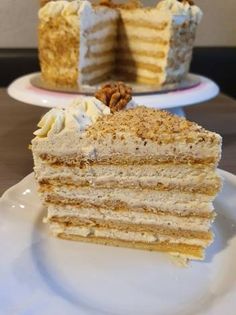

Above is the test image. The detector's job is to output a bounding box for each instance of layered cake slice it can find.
[31,85,222,261]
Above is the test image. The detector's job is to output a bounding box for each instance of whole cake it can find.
[38,0,202,87]
[31,84,222,261]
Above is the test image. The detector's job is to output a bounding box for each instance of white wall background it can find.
[0,0,236,48]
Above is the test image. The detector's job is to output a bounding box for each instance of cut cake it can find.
[38,0,203,86]
[31,85,222,261]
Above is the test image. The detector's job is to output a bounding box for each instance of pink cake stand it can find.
[8,72,219,116]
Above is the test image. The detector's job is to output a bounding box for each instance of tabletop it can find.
[0,88,236,195]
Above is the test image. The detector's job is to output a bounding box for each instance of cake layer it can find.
[116,52,166,67]
[116,72,161,85]
[40,184,214,215]
[119,19,169,31]
[38,176,220,195]
[49,219,212,247]
[47,204,214,232]
[118,34,168,45]
[79,4,118,84]
[35,161,221,195]
[50,223,205,260]
[32,107,221,166]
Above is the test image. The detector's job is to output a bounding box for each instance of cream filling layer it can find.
[79,6,118,85]
[34,163,220,194]
[87,25,117,40]
[117,54,167,67]
[32,131,221,164]
[49,223,209,247]
[81,54,116,69]
[34,160,218,179]
[42,186,214,213]
[47,205,213,232]
[81,68,113,82]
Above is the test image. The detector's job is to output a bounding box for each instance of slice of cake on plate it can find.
[31,83,222,261]
[38,0,202,87]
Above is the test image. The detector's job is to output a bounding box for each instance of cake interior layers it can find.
[49,222,209,260]
[80,17,118,85]
[40,184,214,214]
[36,158,219,260]
[116,9,196,84]
[47,204,214,232]
[35,162,221,195]
[32,106,220,260]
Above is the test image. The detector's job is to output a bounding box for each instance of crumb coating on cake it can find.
[86,106,220,144]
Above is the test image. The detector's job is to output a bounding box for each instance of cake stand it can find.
[8,72,219,116]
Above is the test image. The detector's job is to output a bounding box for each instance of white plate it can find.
[7,72,219,110]
[1,169,236,315]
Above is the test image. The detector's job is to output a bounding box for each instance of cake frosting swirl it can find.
[39,0,92,22]
[33,97,110,138]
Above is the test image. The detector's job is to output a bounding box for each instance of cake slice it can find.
[31,87,222,261]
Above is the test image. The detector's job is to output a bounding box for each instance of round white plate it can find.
[1,169,236,315]
[8,72,219,110]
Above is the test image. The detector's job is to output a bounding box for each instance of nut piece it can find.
[95,82,132,113]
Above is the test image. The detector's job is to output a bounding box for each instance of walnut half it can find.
[95,82,132,113]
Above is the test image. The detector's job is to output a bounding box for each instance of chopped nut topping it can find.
[95,82,132,113]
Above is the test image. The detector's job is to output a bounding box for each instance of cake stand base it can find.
[8,73,219,116]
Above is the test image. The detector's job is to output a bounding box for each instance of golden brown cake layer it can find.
[81,61,115,74]
[39,154,219,167]
[46,202,214,219]
[39,178,220,195]
[117,48,166,59]
[49,217,213,244]
[117,34,168,45]
[119,19,169,31]
[43,194,213,217]
[57,233,204,260]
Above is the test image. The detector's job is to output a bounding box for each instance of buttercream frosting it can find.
[39,0,92,22]
[33,97,110,138]
[157,0,203,23]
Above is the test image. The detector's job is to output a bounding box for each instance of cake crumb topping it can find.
[95,82,132,113]
[86,106,219,144]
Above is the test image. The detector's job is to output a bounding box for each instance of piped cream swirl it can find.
[39,0,92,22]
[33,97,110,138]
